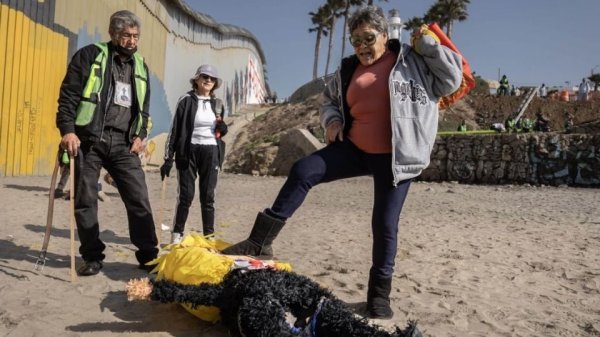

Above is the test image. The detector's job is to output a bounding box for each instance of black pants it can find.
[56,165,70,191]
[173,144,219,235]
[75,128,158,264]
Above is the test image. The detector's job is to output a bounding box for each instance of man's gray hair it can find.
[348,6,388,34]
[109,10,141,35]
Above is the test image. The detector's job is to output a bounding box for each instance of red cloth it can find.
[428,23,475,109]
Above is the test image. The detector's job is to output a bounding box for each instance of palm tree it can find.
[367,0,388,5]
[405,0,469,38]
[323,0,345,76]
[426,0,470,38]
[404,16,426,31]
[309,6,330,80]
[340,0,364,59]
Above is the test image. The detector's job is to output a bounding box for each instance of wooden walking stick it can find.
[34,149,61,271]
[69,154,77,283]
[156,177,168,247]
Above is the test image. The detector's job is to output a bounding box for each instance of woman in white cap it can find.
[161,64,228,244]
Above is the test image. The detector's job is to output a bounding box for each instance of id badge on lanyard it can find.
[114,81,132,108]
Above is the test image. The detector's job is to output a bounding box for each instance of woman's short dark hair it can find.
[348,6,388,34]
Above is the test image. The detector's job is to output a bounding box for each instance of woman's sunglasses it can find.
[200,74,216,82]
[349,31,381,48]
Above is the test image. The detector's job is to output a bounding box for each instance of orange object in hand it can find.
[427,22,475,109]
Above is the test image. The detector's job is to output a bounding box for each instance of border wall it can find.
[0,0,268,176]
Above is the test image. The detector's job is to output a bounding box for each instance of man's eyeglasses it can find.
[119,33,140,41]
[349,32,381,47]
[200,74,216,82]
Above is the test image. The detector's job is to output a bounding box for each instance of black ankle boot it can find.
[221,211,285,258]
[366,271,394,319]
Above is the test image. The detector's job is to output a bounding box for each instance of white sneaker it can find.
[170,232,183,244]
[97,191,110,202]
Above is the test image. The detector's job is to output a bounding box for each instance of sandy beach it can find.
[0,171,599,336]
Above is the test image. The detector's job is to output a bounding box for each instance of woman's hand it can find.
[325,120,343,144]
[411,24,440,55]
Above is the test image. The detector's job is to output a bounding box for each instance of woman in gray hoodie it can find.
[223,6,463,319]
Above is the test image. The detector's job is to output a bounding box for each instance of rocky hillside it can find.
[224,93,600,176]
[461,93,599,132]
[224,95,321,175]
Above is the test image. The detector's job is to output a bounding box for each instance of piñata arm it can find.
[127,278,223,309]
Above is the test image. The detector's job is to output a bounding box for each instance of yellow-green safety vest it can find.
[75,42,148,136]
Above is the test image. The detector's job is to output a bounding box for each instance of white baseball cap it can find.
[190,64,222,89]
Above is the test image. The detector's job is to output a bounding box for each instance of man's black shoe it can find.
[138,263,155,273]
[53,188,65,199]
[77,261,103,276]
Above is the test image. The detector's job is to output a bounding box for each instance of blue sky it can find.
[186,0,600,99]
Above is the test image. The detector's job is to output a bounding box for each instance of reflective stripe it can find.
[132,52,147,134]
[75,45,107,125]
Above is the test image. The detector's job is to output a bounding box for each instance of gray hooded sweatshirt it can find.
[320,36,463,185]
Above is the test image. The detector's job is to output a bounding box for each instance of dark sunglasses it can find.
[200,74,216,82]
[349,31,381,47]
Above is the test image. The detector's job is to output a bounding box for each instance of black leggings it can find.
[268,139,411,277]
[173,144,219,235]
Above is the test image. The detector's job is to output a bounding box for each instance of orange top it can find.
[346,51,395,154]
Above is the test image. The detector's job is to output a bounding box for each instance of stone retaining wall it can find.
[421,133,600,187]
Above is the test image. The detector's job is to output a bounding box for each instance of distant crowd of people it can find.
[496,74,595,102]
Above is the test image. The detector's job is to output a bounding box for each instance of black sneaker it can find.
[54,188,66,199]
[77,260,103,276]
[138,263,156,273]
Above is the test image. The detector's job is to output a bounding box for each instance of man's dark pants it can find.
[75,128,158,265]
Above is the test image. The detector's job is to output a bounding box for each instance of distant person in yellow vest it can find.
[521,117,534,132]
[534,110,550,132]
[497,74,509,96]
[55,10,158,276]
[457,120,467,132]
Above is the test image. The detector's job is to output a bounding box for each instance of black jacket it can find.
[164,91,227,169]
[56,42,151,143]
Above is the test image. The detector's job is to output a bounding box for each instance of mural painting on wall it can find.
[233,71,244,109]
[139,139,156,166]
[1,0,267,176]
[226,87,233,117]
[247,55,266,104]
